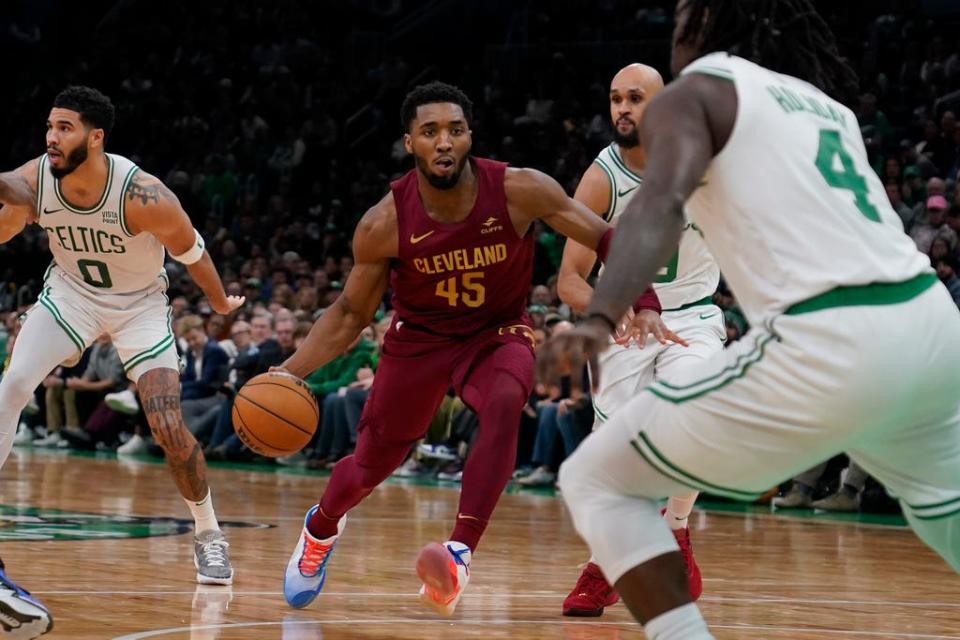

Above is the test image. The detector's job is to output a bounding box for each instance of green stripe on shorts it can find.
[649,333,777,403]
[38,288,84,352]
[630,432,763,501]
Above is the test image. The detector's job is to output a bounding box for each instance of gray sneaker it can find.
[194,530,234,585]
[812,490,859,512]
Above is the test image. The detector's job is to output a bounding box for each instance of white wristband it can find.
[171,229,205,265]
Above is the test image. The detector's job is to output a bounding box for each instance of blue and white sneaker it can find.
[416,541,471,616]
[283,506,345,609]
[0,561,53,639]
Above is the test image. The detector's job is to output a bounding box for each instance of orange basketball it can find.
[232,372,319,457]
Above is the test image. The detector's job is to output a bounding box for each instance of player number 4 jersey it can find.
[681,53,931,327]
[36,153,167,295]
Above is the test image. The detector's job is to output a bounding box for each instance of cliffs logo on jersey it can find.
[102,210,119,225]
[481,216,504,235]
[0,505,272,541]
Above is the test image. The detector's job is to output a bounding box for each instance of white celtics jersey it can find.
[594,145,719,311]
[681,53,931,327]
[36,153,166,294]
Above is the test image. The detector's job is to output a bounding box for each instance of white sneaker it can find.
[32,432,64,448]
[12,424,34,447]
[105,389,139,415]
[283,506,346,609]
[116,434,149,455]
[416,541,471,616]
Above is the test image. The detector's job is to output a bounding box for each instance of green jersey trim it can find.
[118,165,139,237]
[593,158,617,222]
[36,155,46,216]
[607,145,643,184]
[663,295,714,313]
[785,273,937,316]
[685,66,735,82]
[53,155,115,214]
[38,287,85,353]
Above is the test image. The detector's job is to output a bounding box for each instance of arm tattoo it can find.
[126,175,179,206]
[138,368,209,501]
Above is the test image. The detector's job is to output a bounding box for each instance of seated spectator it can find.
[59,335,129,449]
[302,328,378,467]
[179,315,230,442]
[934,257,960,307]
[33,350,92,447]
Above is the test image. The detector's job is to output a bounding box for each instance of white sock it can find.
[644,603,714,640]
[664,492,698,531]
[185,488,220,534]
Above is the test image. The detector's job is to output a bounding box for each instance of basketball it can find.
[232,372,319,457]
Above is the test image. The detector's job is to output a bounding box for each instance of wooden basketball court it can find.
[2,449,957,639]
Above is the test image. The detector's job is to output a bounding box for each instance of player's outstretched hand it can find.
[615,309,689,349]
[537,316,611,394]
[211,295,246,315]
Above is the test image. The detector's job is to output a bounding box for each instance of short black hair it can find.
[400,81,473,132]
[52,86,116,142]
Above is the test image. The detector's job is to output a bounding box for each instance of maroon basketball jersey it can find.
[390,157,534,337]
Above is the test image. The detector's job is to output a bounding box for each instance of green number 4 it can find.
[814,129,880,222]
[77,259,113,288]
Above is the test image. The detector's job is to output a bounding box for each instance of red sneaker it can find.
[562,562,619,617]
[672,525,703,600]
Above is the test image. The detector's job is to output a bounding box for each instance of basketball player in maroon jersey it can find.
[279,81,675,615]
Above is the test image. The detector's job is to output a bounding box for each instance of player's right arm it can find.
[557,163,610,314]
[0,159,40,243]
[279,194,396,379]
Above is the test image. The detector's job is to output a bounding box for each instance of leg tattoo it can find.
[139,368,209,501]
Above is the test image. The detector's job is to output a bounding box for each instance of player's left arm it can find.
[123,172,243,315]
[504,167,611,251]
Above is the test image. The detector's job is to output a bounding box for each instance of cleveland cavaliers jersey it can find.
[37,153,166,294]
[680,53,930,326]
[594,145,719,311]
[390,157,534,337]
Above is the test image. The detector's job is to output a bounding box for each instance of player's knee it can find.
[481,373,527,414]
[557,448,597,520]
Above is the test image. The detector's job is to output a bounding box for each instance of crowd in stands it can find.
[2,1,959,512]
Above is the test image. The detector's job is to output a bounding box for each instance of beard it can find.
[415,153,469,190]
[48,143,89,179]
[612,127,640,148]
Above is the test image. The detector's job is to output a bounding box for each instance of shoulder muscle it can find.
[573,163,612,218]
[352,191,398,263]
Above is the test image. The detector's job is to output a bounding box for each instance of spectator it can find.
[59,335,129,449]
[911,195,957,253]
[934,257,960,308]
[179,315,230,442]
[886,181,915,231]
